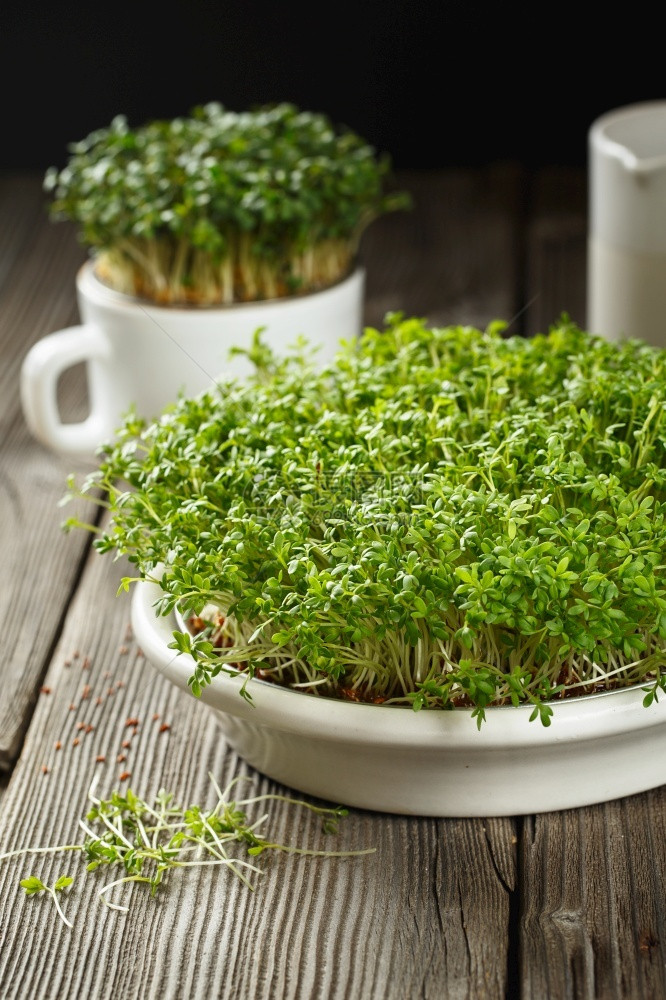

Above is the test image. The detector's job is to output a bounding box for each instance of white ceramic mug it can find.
[21,260,365,458]
[588,100,666,347]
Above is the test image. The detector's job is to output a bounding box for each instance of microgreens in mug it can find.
[65,315,666,726]
[44,103,409,305]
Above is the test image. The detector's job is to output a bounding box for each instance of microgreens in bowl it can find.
[44,102,408,305]
[66,315,666,726]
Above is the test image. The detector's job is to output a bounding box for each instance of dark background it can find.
[1,2,663,172]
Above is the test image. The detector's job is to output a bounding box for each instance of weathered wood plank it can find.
[361,164,523,331]
[524,166,588,336]
[520,794,666,1000]
[514,165,666,1000]
[0,410,97,768]
[0,167,524,997]
[0,538,516,1000]
[0,178,95,768]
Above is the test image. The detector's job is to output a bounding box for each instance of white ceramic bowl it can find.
[132,579,666,816]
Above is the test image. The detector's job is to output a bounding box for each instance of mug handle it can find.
[20,324,113,458]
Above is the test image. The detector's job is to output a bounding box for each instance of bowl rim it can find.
[132,578,666,751]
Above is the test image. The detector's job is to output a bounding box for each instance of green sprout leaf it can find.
[19,876,47,895]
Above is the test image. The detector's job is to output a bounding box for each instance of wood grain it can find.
[520,793,666,1000]
[524,166,588,336]
[0,535,517,1000]
[361,164,523,331]
[0,176,95,768]
[0,169,525,999]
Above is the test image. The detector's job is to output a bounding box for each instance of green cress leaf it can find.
[20,876,47,895]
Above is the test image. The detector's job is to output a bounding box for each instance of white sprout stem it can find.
[135,815,152,850]
[202,819,231,861]
[87,774,101,804]
[173,859,262,874]
[99,875,151,912]
[263,845,377,858]
[0,845,83,863]
[50,887,74,929]
[245,814,269,834]
[235,793,342,815]
[96,813,134,850]
[78,819,99,842]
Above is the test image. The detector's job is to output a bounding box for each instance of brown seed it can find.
[119,771,131,782]
[103,671,111,679]
[64,659,72,668]
[95,755,106,763]
[72,738,80,747]
[82,657,91,670]
[73,650,80,659]
[117,754,127,763]
[119,645,129,655]
[159,724,171,733]
[81,685,91,700]
[107,688,115,696]
[121,740,131,749]
[152,713,160,721]
[95,697,103,705]
[137,649,144,658]
[40,686,51,695]
[85,724,94,734]
[125,718,140,727]
[76,722,86,731]
[69,703,76,711]
[41,765,49,774]
[54,741,62,751]
[116,681,125,689]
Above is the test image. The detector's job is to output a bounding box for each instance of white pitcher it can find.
[588,100,666,347]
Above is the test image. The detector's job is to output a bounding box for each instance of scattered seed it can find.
[76,722,86,731]
[103,671,111,679]
[81,685,91,700]
[40,687,51,695]
[95,697,103,705]
[121,740,131,749]
[95,755,106,763]
[82,657,91,670]
[64,659,71,668]
[73,650,80,659]
[72,738,80,747]
[85,724,94,734]
[116,681,125,689]
[119,771,131,782]
[41,765,49,775]
[152,713,160,721]
[54,741,62,751]
[119,646,129,655]
[69,704,76,712]
[125,718,140,727]
[159,724,171,734]
[107,688,115,696]
[137,649,144,658]
[117,754,127,763]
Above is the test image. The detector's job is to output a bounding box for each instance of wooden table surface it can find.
[1,167,664,1000]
